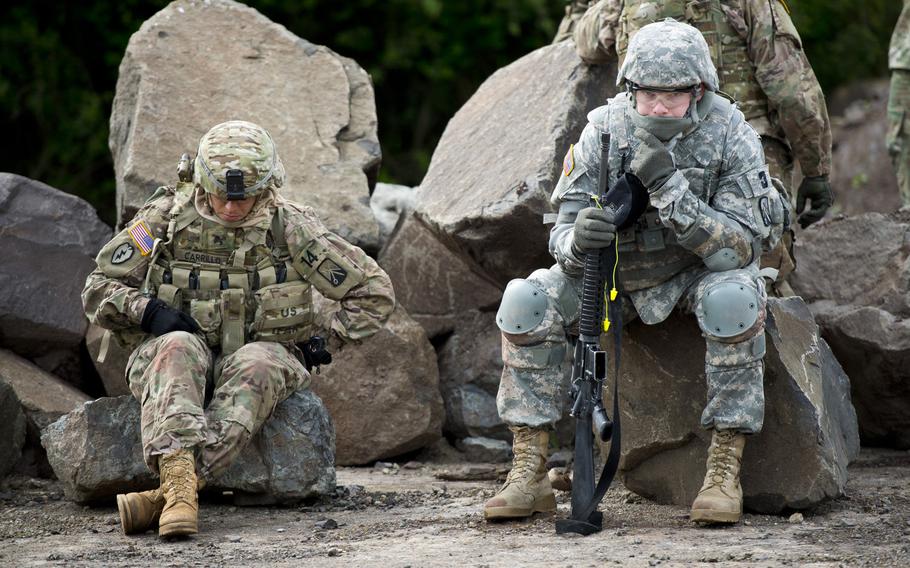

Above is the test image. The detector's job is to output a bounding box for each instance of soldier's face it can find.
[635,85,704,118]
[208,193,258,222]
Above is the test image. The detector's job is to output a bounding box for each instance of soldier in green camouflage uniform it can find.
[889,0,910,208]
[83,121,395,538]
[553,1,595,43]
[572,0,833,292]
[485,20,788,525]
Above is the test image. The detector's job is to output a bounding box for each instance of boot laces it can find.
[501,429,543,488]
[162,452,196,504]
[706,431,737,486]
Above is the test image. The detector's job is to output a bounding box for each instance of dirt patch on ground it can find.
[1,448,908,567]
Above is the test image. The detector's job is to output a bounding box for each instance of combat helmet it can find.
[617,18,719,92]
[193,120,285,200]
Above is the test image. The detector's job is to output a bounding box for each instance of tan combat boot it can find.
[117,488,165,535]
[117,477,207,535]
[158,448,199,537]
[690,429,746,524]
[484,426,556,520]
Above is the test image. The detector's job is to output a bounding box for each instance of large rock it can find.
[792,211,910,447]
[436,310,507,440]
[827,79,902,216]
[371,183,416,247]
[0,173,111,358]
[378,213,502,338]
[0,349,92,476]
[41,391,334,503]
[0,381,26,478]
[413,41,616,285]
[614,297,859,513]
[110,0,381,250]
[310,303,444,464]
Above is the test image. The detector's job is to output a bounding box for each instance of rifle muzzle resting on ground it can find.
[555,130,647,536]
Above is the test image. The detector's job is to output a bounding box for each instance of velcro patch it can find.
[128,220,155,256]
[110,242,134,265]
[562,144,575,176]
[317,258,347,287]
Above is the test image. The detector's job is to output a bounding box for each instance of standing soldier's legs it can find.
[485,266,579,520]
[760,136,797,295]
[688,269,767,524]
[198,341,309,481]
[888,69,910,208]
[120,331,211,537]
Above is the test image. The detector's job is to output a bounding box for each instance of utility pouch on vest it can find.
[190,297,223,347]
[157,284,182,309]
[250,281,313,343]
[220,288,246,355]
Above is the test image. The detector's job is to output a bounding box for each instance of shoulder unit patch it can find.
[562,144,575,176]
[317,258,348,287]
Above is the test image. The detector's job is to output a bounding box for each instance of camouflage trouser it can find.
[888,69,910,207]
[760,136,796,291]
[496,265,766,434]
[126,331,310,479]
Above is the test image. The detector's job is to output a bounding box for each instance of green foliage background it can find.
[0,0,901,226]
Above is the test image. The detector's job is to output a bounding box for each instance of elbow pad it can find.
[676,203,753,271]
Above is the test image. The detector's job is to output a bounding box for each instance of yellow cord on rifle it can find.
[592,196,619,332]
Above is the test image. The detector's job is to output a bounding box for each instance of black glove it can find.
[573,206,617,251]
[630,128,677,191]
[140,298,201,337]
[301,335,333,370]
[796,175,833,229]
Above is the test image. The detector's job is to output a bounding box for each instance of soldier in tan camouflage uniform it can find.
[573,0,833,293]
[553,1,595,43]
[889,0,910,208]
[485,19,789,525]
[83,121,395,538]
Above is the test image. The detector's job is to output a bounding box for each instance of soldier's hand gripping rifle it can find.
[555,130,647,536]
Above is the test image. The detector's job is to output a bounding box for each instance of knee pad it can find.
[496,278,548,335]
[696,279,764,342]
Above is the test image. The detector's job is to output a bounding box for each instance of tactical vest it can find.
[616,0,770,124]
[600,94,742,291]
[143,183,314,354]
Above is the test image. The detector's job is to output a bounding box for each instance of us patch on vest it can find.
[110,242,134,265]
[562,144,575,176]
[317,258,347,287]
[128,220,155,256]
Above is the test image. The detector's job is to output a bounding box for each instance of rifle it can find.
[555,129,647,536]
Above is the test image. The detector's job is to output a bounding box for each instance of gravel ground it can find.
[0,448,908,567]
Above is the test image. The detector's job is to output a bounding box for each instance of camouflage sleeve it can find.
[285,205,395,342]
[649,114,771,270]
[81,191,175,330]
[737,0,832,177]
[549,118,604,274]
[890,1,910,71]
[574,0,622,64]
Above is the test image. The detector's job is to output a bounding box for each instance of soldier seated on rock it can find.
[484,19,789,525]
[82,120,395,538]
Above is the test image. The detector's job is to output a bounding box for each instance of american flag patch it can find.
[128,220,155,256]
[563,144,575,176]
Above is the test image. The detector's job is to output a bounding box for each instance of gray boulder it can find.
[436,310,508,440]
[371,183,416,246]
[0,173,111,358]
[110,0,380,250]
[310,302,445,465]
[0,381,26,478]
[456,436,512,463]
[41,390,334,503]
[378,213,502,338]
[413,41,616,285]
[791,211,910,448]
[0,349,92,475]
[615,297,859,513]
